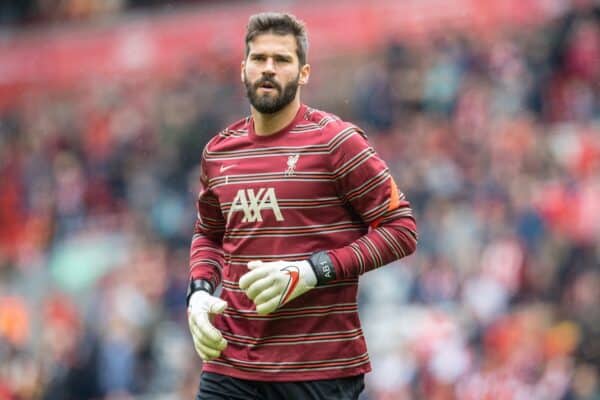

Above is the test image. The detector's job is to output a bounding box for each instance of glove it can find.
[187,290,228,361]
[239,260,317,315]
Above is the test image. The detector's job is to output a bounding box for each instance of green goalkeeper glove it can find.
[187,290,228,361]
[239,260,318,315]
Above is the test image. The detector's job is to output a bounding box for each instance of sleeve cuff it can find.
[186,279,214,306]
[308,251,337,285]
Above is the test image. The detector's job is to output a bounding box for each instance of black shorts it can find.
[196,371,365,400]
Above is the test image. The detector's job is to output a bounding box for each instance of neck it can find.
[252,97,301,136]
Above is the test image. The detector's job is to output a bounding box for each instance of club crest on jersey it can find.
[228,187,284,224]
[285,154,299,176]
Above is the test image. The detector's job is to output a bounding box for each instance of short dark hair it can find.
[245,12,309,65]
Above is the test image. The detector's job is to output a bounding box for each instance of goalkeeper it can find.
[187,12,417,400]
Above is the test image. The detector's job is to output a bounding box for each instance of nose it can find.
[262,57,276,74]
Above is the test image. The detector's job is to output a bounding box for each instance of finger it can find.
[193,336,224,360]
[245,275,278,300]
[253,285,282,305]
[193,345,210,361]
[247,260,264,270]
[200,332,228,351]
[194,342,217,362]
[256,296,282,315]
[189,317,209,345]
[208,298,228,314]
[188,313,203,338]
[188,313,226,354]
[195,312,226,344]
[239,267,270,290]
[193,323,228,351]
[189,312,217,342]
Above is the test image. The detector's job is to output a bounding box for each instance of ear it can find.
[240,60,246,84]
[298,63,311,86]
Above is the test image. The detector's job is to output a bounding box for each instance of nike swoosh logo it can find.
[219,164,236,173]
[281,266,300,305]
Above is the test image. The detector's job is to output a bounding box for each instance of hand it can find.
[239,260,317,315]
[187,291,228,361]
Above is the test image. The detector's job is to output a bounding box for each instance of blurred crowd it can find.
[0,0,235,27]
[0,2,599,400]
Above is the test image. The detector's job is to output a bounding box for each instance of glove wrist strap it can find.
[308,251,336,285]
[186,279,214,306]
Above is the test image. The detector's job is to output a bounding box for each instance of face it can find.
[242,33,310,114]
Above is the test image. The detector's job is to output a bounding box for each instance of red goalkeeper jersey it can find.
[189,104,417,381]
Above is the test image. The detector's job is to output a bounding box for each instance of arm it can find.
[187,156,228,361]
[187,157,226,301]
[240,126,417,314]
[325,127,418,281]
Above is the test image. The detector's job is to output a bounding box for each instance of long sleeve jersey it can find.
[189,104,417,381]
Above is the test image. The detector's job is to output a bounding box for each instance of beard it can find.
[244,72,300,114]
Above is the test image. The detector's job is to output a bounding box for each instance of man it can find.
[187,12,417,400]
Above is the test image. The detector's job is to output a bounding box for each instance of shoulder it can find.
[302,106,368,147]
[304,107,366,141]
[204,116,251,153]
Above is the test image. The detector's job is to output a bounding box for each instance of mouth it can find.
[256,80,279,92]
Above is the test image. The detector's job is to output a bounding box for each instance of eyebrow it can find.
[249,51,294,60]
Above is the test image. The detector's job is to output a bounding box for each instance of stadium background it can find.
[0,0,598,398]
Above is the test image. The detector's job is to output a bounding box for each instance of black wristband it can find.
[308,251,336,285]
[186,279,214,306]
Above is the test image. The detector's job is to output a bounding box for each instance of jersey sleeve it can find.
[188,154,225,290]
[327,126,418,279]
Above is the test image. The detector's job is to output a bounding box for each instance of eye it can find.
[275,56,292,63]
[251,54,266,62]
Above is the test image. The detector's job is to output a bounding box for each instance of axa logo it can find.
[228,187,284,224]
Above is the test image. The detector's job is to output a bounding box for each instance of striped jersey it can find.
[189,104,417,382]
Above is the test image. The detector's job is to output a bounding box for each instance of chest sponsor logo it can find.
[228,187,284,224]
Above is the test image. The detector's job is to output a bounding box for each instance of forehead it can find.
[247,33,298,56]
